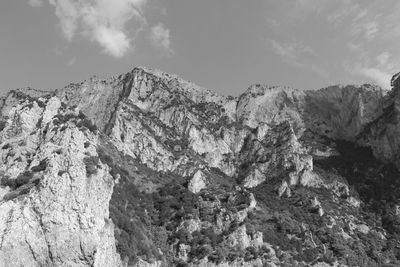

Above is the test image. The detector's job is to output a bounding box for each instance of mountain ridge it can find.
[0,66,400,266]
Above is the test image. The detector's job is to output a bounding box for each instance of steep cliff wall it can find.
[1,67,400,266]
[0,91,121,266]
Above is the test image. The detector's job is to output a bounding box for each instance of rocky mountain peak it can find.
[1,68,400,266]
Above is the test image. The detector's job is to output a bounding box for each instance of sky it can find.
[0,0,399,96]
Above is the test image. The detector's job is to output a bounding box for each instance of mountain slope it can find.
[0,67,399,266]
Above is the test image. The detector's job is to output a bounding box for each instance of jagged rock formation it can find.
[1,66,400,266]
[358,73,400,169]
[0,91,120,266]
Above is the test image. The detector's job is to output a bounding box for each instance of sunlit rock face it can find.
[0,91,121,266]
[357,73,400,169]
[239,121,316,192]
[2,67,400,266]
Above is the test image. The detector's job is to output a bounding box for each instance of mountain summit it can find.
[0,67,400,266]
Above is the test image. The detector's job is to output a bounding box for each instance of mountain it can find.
[0,66,400,266]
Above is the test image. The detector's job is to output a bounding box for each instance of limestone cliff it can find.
[0,90,121,266]
[1,67,400,266]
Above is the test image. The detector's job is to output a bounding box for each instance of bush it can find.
[1,171,33,189]
[244,246,258,261]
[53,113,77,126]
[190,245,212,260]
[36,100,45,108]
[77,118,97,132]
[97,147,114,166]
[83,156,100,176]
[83,119,97,132]
[208,246,228,264]
[31,159,47,172]
[0,121,6,132]
[15,172,34,188]
[36,118,43,128]
[2,143,10,150]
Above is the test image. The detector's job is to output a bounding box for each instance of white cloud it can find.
[376,52,390,66]
[269,39,327,77]
[43,0,147,57]
[67,57,76,65]
[310,64,329,78]
[354,67,392,88]
[364,21,379,40]
[29,0,44,7]
[151,23,173,54]
[160,8,167,16]
[270,40,295,59]
[327,3,361,26]
[270,39,315,59]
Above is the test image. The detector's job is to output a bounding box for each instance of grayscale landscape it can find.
[1,1,400,266]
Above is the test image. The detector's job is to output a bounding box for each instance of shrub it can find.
[0,121,6,132]
[208,246,228,264]
[81,118,97,132]
[14,172,34,188]
[53,113,77,126]
[76,117,97,132]
[190,245,212,260]
[2,143,10,150]
[244,247,258,262]
[36,118,43,128]
[43,123,50,135]
[36,100,45,108]
[1,171,33,189]
[83,156,100,176]
[97,147,114,166]
[78,111,86,120]
[31,159,47,172]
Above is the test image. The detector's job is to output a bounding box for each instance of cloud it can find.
[266,0,400,86]
[150,23,173,54]
[364,21,379,40]
[160,7,167,16]
[67,57,76,66]
[376,52,390,66]
[270,40,295,59]
[353,66,392,88]
[29,0,44,7]
[346,48,395,89]
[270,40,315,59]
[269,39,327,77]
[41,0,147,57]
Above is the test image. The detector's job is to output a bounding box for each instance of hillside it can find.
[0,67,399,266]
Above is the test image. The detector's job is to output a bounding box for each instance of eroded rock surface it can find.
[0,92,121,266]
[1,67,400,266]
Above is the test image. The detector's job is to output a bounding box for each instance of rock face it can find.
[357,73,400,169]
[0,91,121,266]
[239,121,316,195]
[1,66,400,266]
[188,170,207,193]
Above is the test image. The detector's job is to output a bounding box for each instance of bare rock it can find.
[188,170,207,193]
[0,94,121,267]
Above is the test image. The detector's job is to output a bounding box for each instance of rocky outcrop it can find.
[240,121,319,196]
[2,66,400,266]
[357,73,400,169]
[188,170,207,193]
[304,84,386,140]
[0,92,121,266]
